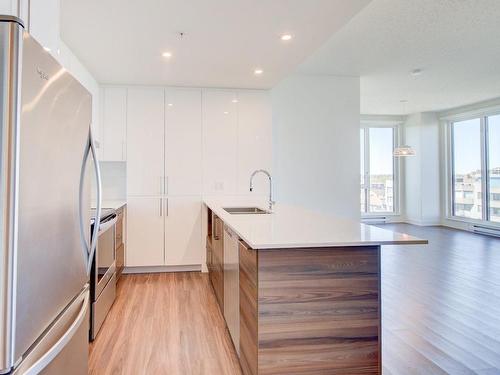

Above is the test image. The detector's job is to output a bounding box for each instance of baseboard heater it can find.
[471,224,500,238]
[362,216,388,224]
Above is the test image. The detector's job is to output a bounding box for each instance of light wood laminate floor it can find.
[88,272,242,375]
[89,224,500,374]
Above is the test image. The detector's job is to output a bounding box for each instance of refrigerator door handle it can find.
[88,129,102,275]
[78,128,102,275]
[23,291,90,375]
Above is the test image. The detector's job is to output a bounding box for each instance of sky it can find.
[454,115,500,174]
[367,127,393,175]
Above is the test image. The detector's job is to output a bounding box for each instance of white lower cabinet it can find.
[165,197,202,266]
[126,196,202,268]
[126,196,165,267]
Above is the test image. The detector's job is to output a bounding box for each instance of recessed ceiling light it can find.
[162,51,173,58]
[254,69,263,75]
[43,47,51,52]
[281,34,293,41]
[223,111,229,115]
[411,69,422,76]
[167,103,173,107]
[231,99,238,103]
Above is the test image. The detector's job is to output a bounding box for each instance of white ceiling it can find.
[300,0,500,115]
[60,0,370,89]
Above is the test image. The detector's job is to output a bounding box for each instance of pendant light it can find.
[394,145,416,157]
[394,99,416,157]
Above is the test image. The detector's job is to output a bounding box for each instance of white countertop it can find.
[204,198,427,249]
[91,200,127,210]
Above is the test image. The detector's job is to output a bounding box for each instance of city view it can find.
[361,175,394,213]
[453,167,500,222]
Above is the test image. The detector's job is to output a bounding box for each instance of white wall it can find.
[271,74,360,219]
[403,112,441,225]
[1,0,101,145]
[0,0,27,19]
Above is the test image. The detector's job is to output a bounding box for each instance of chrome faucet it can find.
[249,169,275,211]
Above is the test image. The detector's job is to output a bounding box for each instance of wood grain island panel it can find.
[239,245,381,375]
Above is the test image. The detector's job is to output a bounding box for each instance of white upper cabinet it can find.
[126,88,165,196]
[29,0,59,53]
[101,87,127,161]
[165,88,202,196]
[202,89,238,195]
[165,196,202,266]
[236,90,272,195]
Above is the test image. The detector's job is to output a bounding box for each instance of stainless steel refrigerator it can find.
[0,16,102,374]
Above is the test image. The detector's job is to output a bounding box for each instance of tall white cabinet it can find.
[99,85,271,270]
[165,88,202,196]
[202,89,272,196]
[126,87,202,268]
[126,196,165,267]
[126,88,165,196]
[202,90,239,195]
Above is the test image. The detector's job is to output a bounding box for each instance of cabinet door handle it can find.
[159,198,163,216]
[159,176,163,195]
[166,198,169,216]
[215,218,221,240]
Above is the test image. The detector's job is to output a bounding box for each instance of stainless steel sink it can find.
[223,207,270,215]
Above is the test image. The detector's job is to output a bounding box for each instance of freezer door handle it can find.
[78,127,102,275]
[22,290,90,375]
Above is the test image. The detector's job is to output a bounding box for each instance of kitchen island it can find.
[204,199,427,375]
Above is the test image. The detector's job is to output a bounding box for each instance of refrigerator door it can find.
[0,17,23,373]
[12,287,89,375]
[14,32,91,362]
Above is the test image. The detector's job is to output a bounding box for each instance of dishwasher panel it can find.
[223,225,240,355]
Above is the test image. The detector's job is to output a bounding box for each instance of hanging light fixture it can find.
[394,99,416,157]
[394,145,416,157]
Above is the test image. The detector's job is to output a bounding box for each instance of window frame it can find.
[360,122,401,217]
[445,109,500,227]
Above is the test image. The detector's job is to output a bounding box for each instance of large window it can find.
[488,115,500,223]
[449,114,500,224]
[451,119,482,219]
[360,125,398,214]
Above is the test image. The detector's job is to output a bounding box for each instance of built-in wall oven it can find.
[90,208,117,340]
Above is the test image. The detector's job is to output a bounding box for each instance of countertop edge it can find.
[203,200,428,250]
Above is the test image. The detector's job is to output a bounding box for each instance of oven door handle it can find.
[78,127,102,276]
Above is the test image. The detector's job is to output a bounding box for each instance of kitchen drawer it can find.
[206,241,213,269]
[116,243,125,279]
[115,208,124,249]
[211,262,224,312]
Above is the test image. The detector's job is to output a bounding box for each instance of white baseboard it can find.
[404,218,441,226]
[201,263,208,273]
[123,265,201,274]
